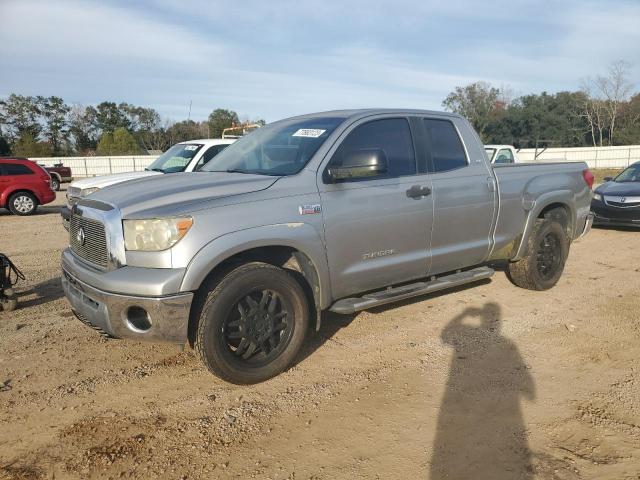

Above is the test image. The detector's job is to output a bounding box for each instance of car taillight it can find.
[582,169,595,190]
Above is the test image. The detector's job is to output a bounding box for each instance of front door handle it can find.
[406,185,432,199]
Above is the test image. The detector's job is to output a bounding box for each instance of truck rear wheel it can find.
[507,217,569,291]
[194,262,309,384]
[51,176,60,191]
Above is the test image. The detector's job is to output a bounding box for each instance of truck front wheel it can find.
[507,218,569,291]
[194,262,309,384]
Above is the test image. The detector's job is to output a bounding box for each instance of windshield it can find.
[614,163,640,183]
[201,117,346,176]
[145,143,204,173]
[484,148,496,161]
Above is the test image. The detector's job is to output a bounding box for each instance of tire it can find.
[507,217,569,291]
[51,177,60,191]
[194,262,309,384]
[8,192,38,216]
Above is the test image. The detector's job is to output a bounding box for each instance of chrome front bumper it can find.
[61,261,193,344]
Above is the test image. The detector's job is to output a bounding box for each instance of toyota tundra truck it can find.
[61,109,594,384]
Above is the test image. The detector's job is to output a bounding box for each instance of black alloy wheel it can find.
[224,288,293,365]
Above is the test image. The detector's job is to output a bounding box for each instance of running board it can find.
[329,266,495,314]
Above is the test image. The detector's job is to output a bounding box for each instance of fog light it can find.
[126,306,151,332]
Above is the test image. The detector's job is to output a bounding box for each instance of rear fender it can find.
[512,190,576,261]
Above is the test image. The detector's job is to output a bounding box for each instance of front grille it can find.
[604,196,640,208]
[70,215,108,268]
[605,200,640,208]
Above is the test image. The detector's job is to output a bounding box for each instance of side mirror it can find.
[603,176,613,182]
[327,148,388,182]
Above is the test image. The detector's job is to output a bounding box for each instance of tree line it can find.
[0,97,264,157]
[443,61,639,148]
[1,61,636,157]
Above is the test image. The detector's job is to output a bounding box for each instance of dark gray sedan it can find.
[591,162,640,228]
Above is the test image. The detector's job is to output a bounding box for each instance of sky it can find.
[1,0,639,123]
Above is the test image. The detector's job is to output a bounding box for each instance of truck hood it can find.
[71,171,161,190]
[87,172,279,218]
[595,181,640,197]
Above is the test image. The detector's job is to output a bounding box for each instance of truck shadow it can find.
[430,302,535,479]
[294,280,491,367]
[13,277,65,309]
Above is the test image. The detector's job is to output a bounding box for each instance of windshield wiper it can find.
[145,168,166,173]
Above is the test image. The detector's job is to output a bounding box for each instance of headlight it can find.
[593,193,603,202]
[123,217,193,251]
[80,187,100,197]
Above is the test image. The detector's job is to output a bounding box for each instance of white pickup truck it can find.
[485,145,519,164]
[61,138,234,228]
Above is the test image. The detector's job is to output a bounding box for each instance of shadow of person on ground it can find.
[430,302,535,480]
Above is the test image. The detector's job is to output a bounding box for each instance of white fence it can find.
[29,145,640,178]
[30,155,159,178]
[518,145,640,169]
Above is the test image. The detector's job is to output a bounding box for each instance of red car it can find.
[0,157,56,215]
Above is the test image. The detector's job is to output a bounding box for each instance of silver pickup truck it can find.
[61,109,594,384]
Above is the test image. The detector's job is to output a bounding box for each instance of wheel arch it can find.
[512,191,576,261]
[181,225,330,337]
[6,188,39,205]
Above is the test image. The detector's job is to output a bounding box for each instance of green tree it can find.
[96,102,130,133]
[442,82,500,141]
[41,96,71,155]
[12,133,52,157]
[166,120,207,144]
[0,94,43,141]
[0,135,10,155]
[120,104,167,151]
[96,127,140,155]
[208,108,239,138]
[485,91,590,148]
[69,105,99,153]
[616,93,640,145]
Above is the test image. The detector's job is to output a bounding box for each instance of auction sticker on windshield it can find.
[292,129,326,138]
[184,145,199,151]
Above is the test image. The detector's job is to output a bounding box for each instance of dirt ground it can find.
[1,188,639,480]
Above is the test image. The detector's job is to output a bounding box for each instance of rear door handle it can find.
[406,185,432,199]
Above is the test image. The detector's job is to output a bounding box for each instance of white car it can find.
[62,138,235,228]
[485,144,520,164]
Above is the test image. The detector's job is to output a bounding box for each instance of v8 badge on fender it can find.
[299,204,322,215]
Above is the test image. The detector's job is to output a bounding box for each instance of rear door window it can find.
[1,163,34,175]
[423,119,468,173]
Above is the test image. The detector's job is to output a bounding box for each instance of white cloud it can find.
[0,0,220,63]
[0,0,638,121]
